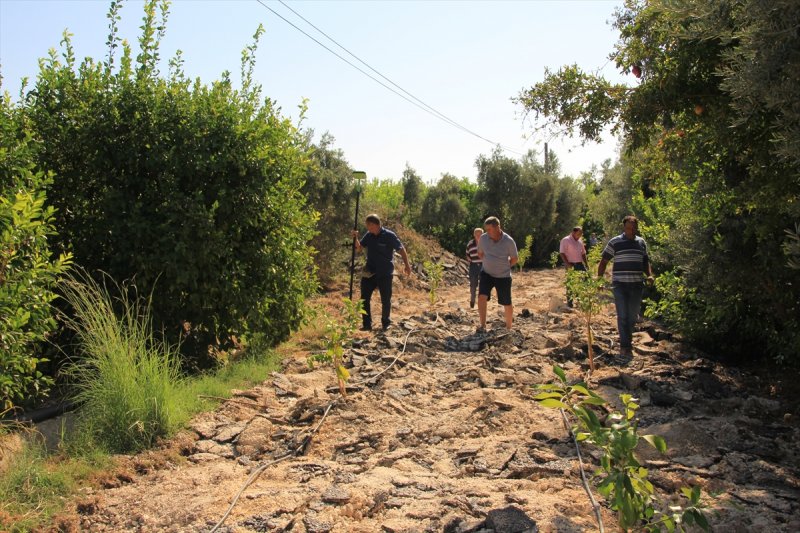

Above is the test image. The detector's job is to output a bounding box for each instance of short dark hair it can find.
[484,216,500,227]
[572,226,583,232]
[365,214,381,226]
[622,215,638,225]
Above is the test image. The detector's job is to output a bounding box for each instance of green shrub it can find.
[0,96,71,409]
[423,261,444,305]
[534,366,709,531]
[517,234,534,271]
[308,298,363,397]
[61,271,182,453]
[24,2,316,365]
[565,246,606,370]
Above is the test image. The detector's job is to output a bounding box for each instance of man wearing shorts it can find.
[477,216,518,331]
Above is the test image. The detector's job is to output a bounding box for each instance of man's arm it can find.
[559,252,570,268]
[398,246,412,275]
[509,256,519,267]
[598,257,609,277]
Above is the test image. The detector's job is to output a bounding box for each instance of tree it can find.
[474,148,583,264]
[0,96,71,408]
[303,132,355,283]
[401,163,425,224]
[516,0,800,362]
[24,1,317,364]
[417,173,472,253]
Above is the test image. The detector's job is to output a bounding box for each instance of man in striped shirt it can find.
[465,228,484,308]
[597,216,654,358]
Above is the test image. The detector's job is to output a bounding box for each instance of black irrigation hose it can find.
[209,328,417,533]
[2,400,78,425]
[560,408,605,533]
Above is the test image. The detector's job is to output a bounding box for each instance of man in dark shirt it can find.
[598,215,654,358]
[352,214,412,331]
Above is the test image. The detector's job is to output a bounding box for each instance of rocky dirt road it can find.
[65,269,799,532]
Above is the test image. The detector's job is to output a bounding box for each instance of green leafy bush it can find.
[0,98,71,409]
[308,298,363,397]
[534,366,709,531]
[564,246,605,370]
[517,234,534,271]
[423,260,444,305]
[23,2,316,364]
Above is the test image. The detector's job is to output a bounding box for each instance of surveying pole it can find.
[349,171,367,301]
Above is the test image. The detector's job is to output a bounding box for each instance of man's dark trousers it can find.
[361,275,393,329]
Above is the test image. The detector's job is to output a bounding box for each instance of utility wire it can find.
[276,0,487,141]
[255,0,524,156]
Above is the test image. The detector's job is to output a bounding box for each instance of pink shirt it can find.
[559,234,586,263]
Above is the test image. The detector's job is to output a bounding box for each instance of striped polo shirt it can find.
[466,238,482,263]
[602,233,650,283]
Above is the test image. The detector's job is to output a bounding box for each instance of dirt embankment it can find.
[56,270,799,532]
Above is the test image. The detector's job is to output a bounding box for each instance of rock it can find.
[194,439,234,458]
[303,515,332,533]
[632,331,655,346]
[384,497,405,509]
[235,417,274,457]
[673,454,717,469]
[456,445,482,458]
[742,396,782,417]
[187,452,220,463]
[190,420,219,440]
[321,485,351,504]
[650,389,677,407]
[214,423,246,443]
[619,371,644,390]
[673,389,693,402]
[483,506,538,532]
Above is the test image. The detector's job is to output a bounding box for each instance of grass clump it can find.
[61,272,183,454]
[0,440,110,531]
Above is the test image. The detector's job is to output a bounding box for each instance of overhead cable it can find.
[255,0,524,156]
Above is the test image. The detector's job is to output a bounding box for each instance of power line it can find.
[254,0,525,156]
[275,0,475,137]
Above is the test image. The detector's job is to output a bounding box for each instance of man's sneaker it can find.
[382,324,393,332]
[359,325,372,332]
[475,326,487,335]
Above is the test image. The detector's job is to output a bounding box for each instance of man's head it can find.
[484,216,501,240]
[365,214,382,235]
[473,227,484,240]
[622,215,638,236]
[571,226,583,239]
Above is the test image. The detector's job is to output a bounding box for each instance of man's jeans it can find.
[361,274,393,329]
[468,262,482,306]
[612,281,644,349]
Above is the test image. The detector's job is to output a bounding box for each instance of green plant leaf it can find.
[536,398,569,410]
[642,434,667,454]
[532,392,564,400]
[553,365,566,383]
[694,509,710,531]
[335,365,350,382]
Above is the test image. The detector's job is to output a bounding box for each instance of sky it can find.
[0,0,627,183]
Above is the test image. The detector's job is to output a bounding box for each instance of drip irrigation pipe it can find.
[560,408,605,533]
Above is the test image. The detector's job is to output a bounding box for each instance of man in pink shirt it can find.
[559,226,588,307]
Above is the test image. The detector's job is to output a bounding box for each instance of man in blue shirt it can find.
[352,214,412,331]
[597,215,655,359]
